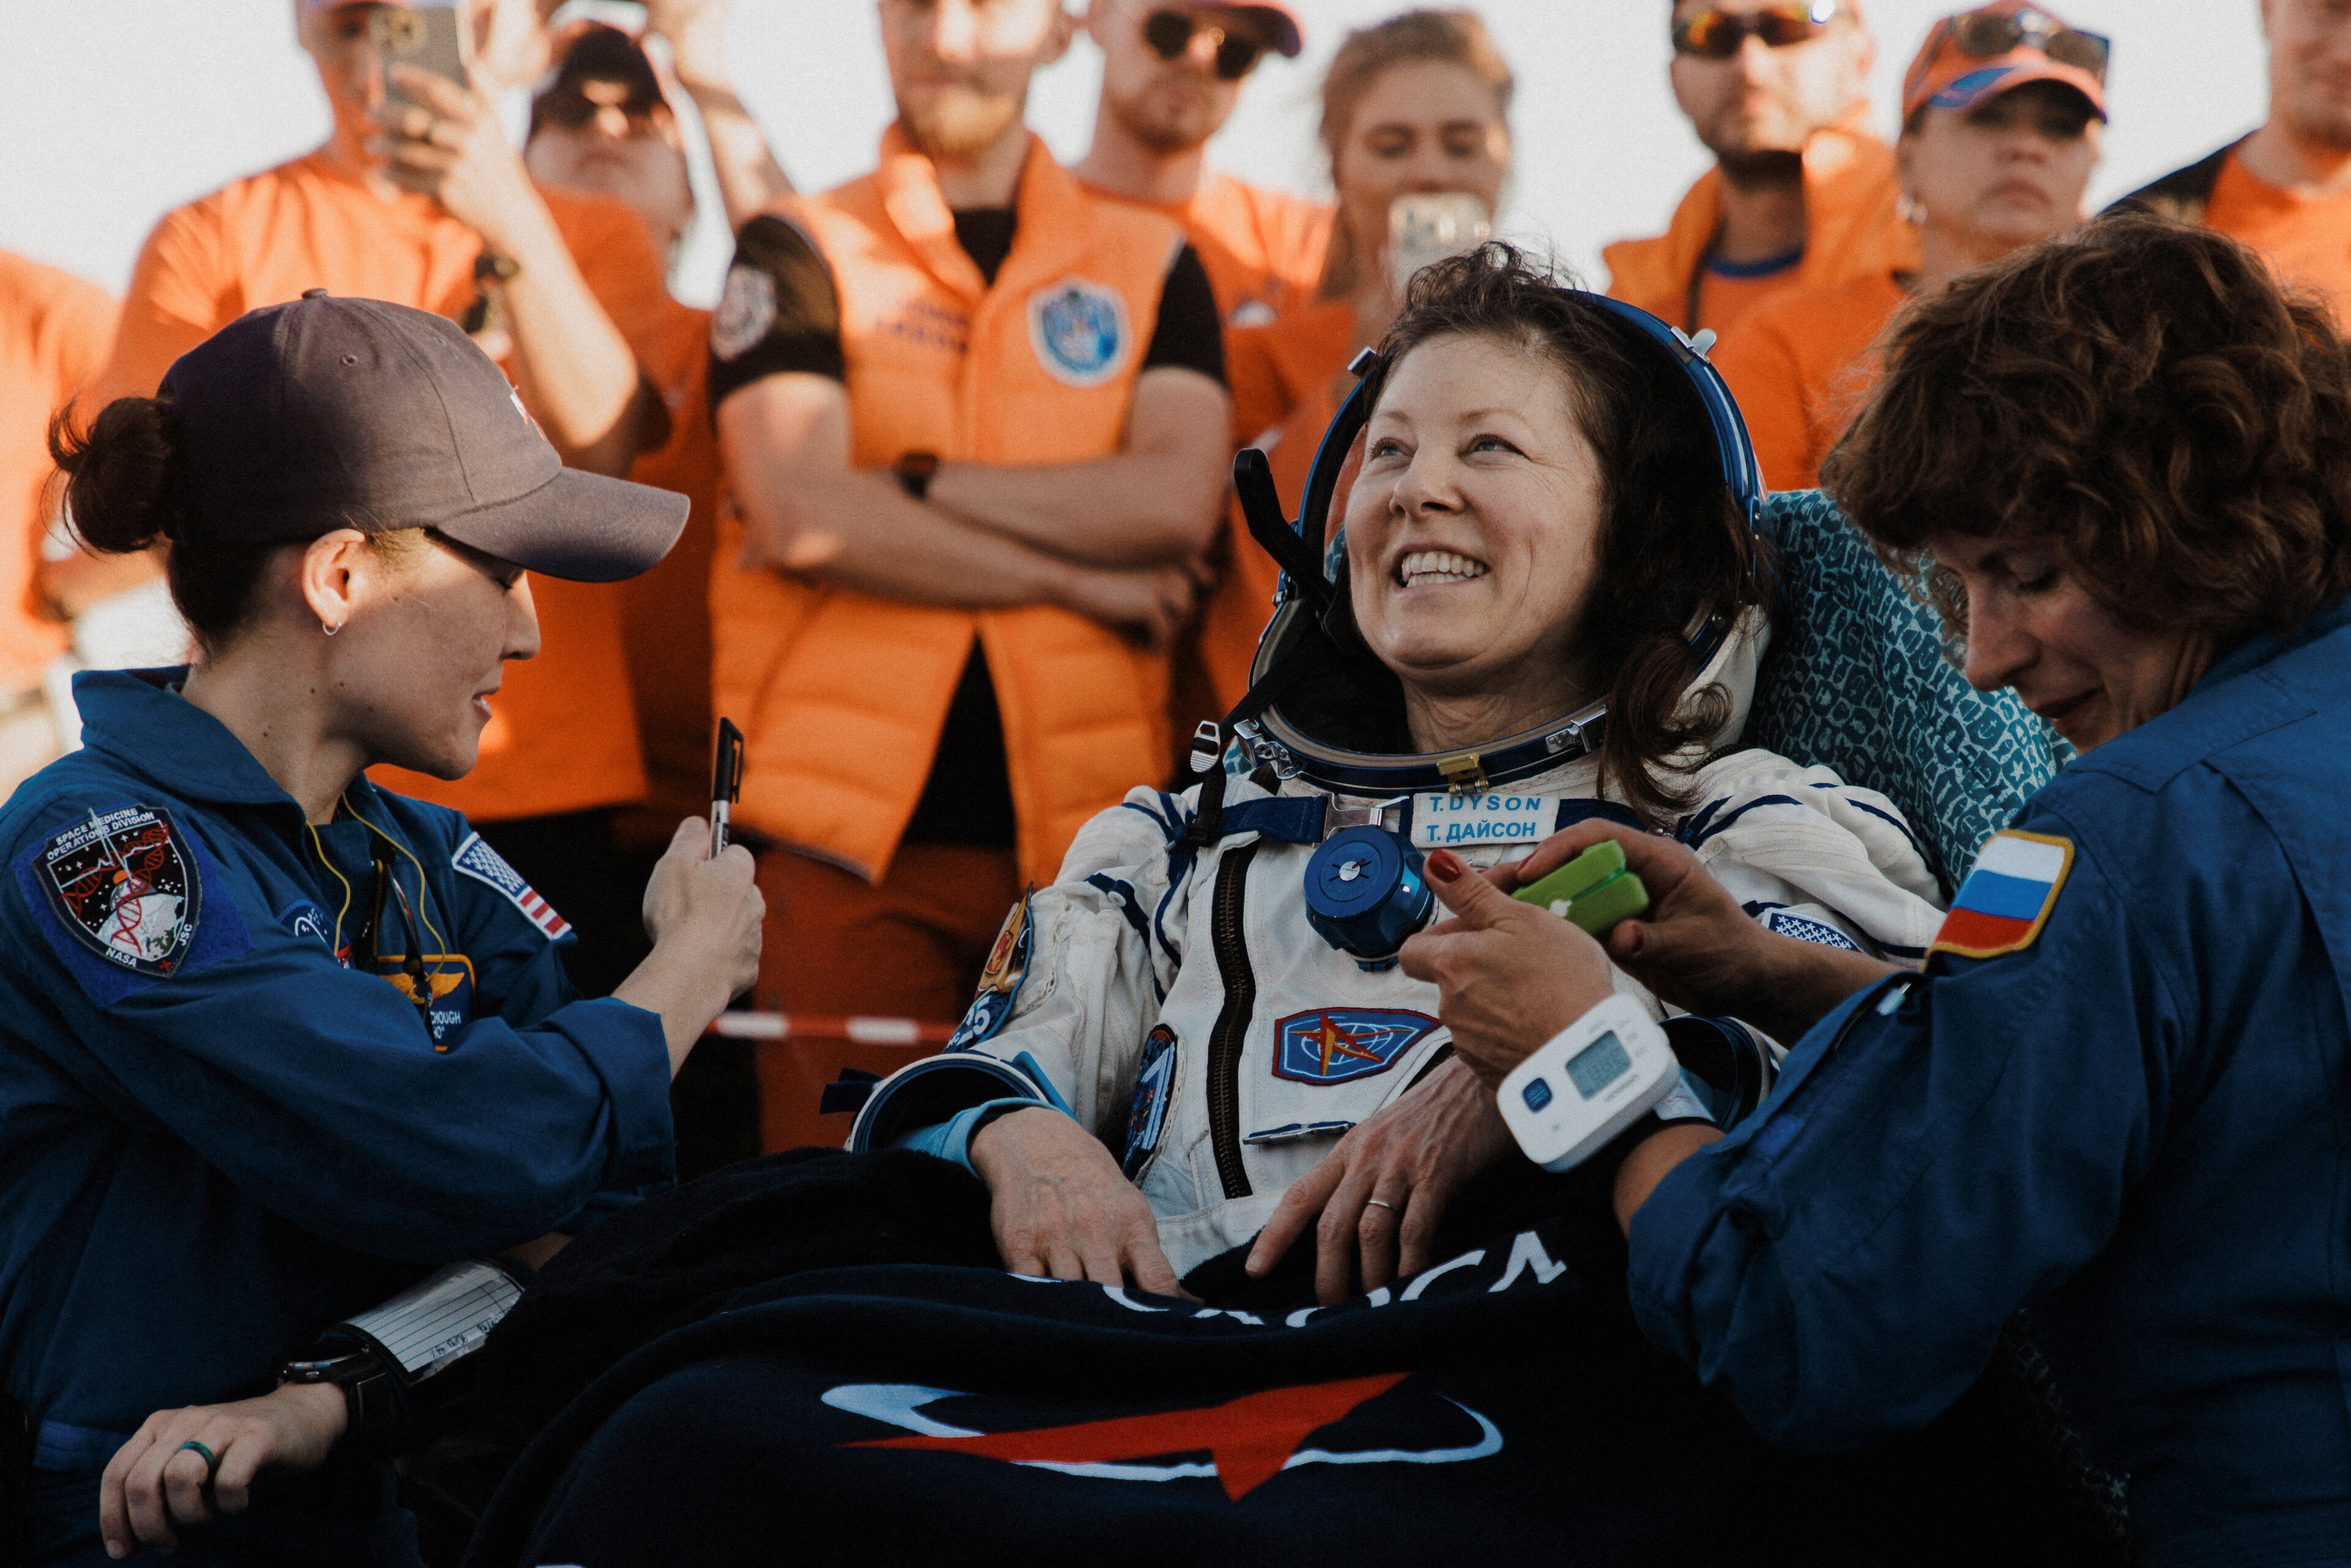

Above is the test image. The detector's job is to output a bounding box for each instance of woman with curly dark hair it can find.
[1415,216,2351,1562]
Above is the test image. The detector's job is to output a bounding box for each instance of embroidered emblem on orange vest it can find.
[1028,277,1130,388]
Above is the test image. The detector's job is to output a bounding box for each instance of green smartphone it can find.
[1511,839,1651,937]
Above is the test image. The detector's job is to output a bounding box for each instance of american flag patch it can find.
[451,832,572,941]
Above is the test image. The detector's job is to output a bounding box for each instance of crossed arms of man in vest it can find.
[719,364,1223,648]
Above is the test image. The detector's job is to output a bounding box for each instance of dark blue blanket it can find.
[456,1152,2121,1567]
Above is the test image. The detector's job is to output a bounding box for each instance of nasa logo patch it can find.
[39,806,203,975]
[450,832,571,941]
[278,899,345,963]
[1027,278,1130,388]
[1272,1008,1439,1086]
[1121,1023,1178,1179]
[710,263,779,361]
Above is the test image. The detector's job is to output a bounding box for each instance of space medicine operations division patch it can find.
[1027,277,1131,389]
[451,832,572,941]
[19,804,252,1004]
[38,805,204,974]
[1929,829,2074,962]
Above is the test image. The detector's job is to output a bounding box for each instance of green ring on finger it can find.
[176,1439,222,1480]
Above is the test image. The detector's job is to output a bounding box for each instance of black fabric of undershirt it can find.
[951,206,1017,286]
[902,208,1021,847]
[710,207,1225,848]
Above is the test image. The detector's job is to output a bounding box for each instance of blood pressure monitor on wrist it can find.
[1499,994,1681,1172]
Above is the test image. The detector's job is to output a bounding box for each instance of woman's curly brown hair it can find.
[1365,243,1773,825]
[1824,216,2351,646]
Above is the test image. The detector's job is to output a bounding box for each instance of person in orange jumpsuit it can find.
[0,252,113,798]
[521,4,795,1172]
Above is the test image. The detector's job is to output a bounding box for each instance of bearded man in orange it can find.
[1606,0,1913,337]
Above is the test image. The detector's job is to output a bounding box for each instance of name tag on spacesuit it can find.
[1409,793,1552,849]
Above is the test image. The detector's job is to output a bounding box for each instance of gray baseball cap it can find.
[158,291,686,582]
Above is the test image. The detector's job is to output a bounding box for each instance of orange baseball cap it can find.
[1902,1,2108,122]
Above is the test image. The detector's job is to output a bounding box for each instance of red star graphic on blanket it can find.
[846,1372,1408,1501]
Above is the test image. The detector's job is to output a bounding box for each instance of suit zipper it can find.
[1205,842,1260,1200]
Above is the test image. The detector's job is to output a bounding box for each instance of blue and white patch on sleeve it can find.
[1120,1023,1179,1179]
[1763,909,1864,953]
[17,805,251,1005]
[945,893,1035,1052]
[451,832,572,942]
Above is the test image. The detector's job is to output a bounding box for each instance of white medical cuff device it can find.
[1498,994,1680,1171]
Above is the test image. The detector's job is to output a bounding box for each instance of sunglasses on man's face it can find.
[1672,1,1841,59]
[1944,6,2110,81]
[536,86,666,135]
[1142,8,1267,82]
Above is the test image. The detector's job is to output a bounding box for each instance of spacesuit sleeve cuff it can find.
[850,1053,1059,1151]
[889,1098,1050,1173]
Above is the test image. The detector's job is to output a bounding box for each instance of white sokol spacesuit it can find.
[852,293,1946,1278]
[852,603,1944,1277]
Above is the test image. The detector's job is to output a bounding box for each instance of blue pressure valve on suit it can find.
[1305,827,1434,970]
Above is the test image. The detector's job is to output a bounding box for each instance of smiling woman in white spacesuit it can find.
[848,244,1946,1305]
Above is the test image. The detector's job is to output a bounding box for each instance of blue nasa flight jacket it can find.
[0,671,674,1461]
[1629,602,2351,1567]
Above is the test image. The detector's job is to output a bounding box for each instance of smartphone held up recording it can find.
[1389,193,1492,299]
[370,2,467,114]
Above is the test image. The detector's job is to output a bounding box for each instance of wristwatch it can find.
[893,450,941,501]
[276,1346,402,1448]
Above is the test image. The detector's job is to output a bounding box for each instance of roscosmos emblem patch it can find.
[38,805,203,975]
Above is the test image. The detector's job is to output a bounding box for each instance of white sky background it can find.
[1,2,2267,310]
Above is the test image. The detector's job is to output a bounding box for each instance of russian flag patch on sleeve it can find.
[451,832,573,942]
[1929,829,2074,961]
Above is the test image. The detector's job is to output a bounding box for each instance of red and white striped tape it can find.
[705,1012,957,1046]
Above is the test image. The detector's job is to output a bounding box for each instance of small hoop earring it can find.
[322,621,342,637]
[1897,193,1927,227]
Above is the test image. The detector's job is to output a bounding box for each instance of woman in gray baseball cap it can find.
[4,293,759,1563]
